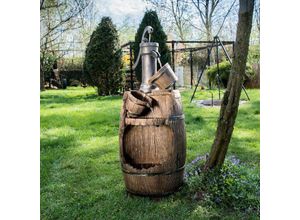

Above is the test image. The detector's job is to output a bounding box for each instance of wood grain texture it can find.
[125,90,152,117]
[148,64,178,89]
[119,90,186,196]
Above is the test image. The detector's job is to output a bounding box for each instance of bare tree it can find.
[40,0,90,41]
[147,0,239,42]
[117,16,138,44]
[214,0,237,37]
[169,0,191,40]
[40,0,91,90]
[146,0,191,41]
[204,0,254,169]
[191,0,221,40]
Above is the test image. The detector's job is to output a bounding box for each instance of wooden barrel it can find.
[119,90,186,196]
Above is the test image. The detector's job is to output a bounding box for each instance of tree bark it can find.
[204,0,254,170]
[97,86,102,96]
[40,65,45,91]
[206,24,212,41]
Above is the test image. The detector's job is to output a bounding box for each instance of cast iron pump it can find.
[133,26,161,93]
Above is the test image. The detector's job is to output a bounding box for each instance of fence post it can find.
[207,48,211,66]
[232,42,235,59]
[171,40,176,89]
[129,42,134,90]
[190,50,193,88]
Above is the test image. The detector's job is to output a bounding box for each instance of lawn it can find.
[40,87,259,219]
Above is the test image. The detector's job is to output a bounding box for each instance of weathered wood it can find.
[148,64,178,89]
[125,90,152,117]
[119,89,186,196]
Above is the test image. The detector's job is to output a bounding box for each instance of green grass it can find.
[41,87,260,219]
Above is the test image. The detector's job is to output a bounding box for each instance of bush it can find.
[40,52,58,80]
[60,57,84,71]
[60,70,84,86]
[186,156,260,216]
[133,10,171,82]
[244,63,260,88]
[84,17,123,96]
[206,61,254,88]
[69,79,81,87]
[247,45,260,65]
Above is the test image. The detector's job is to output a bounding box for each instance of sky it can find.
[94,0,152,27]
[53,0,259,55]
[91,0,243,42]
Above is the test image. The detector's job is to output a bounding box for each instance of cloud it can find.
[95,0,151,25]
[108,0,147,15]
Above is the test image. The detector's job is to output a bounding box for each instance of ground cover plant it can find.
[40,87,259,219]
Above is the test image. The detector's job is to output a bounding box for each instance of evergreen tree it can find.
[133,10,171,82]
[84,17,122,96]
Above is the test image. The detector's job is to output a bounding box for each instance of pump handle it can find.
[132,26,154,70]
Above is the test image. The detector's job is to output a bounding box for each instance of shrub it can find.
[84,17,123,96]
[60,70,84,86]
[133,10,171,82]
[247,45,260,65]
[69,79,81,87]
[40,52,58,80]
[186,156,260,216]
[60,57,84,71]
[206,61,254,88]
[244,63,260,88]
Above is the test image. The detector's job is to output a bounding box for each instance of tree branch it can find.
[191,0,206,26]
[41,0,90,40]
[40,0,45,10]
[215,0,237,36]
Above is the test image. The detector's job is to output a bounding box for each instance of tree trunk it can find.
[97,86,102,96]
[40,65,45,91]
[205,24,212,41]
[206,24,214,64]
[204,0,254,170]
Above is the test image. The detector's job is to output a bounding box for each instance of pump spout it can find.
[142,26,153,42]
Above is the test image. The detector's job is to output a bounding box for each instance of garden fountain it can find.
[119,26,186,196]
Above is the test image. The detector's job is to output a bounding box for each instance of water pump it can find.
[133,26,161,93]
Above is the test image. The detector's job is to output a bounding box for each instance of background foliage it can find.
[84,17,123,95]
[40,53,58,81]
[207,61,254,88]
[133,10,171,82]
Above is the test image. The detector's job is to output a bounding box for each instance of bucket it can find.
[125,91,152,118]
[148,63,178,89]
